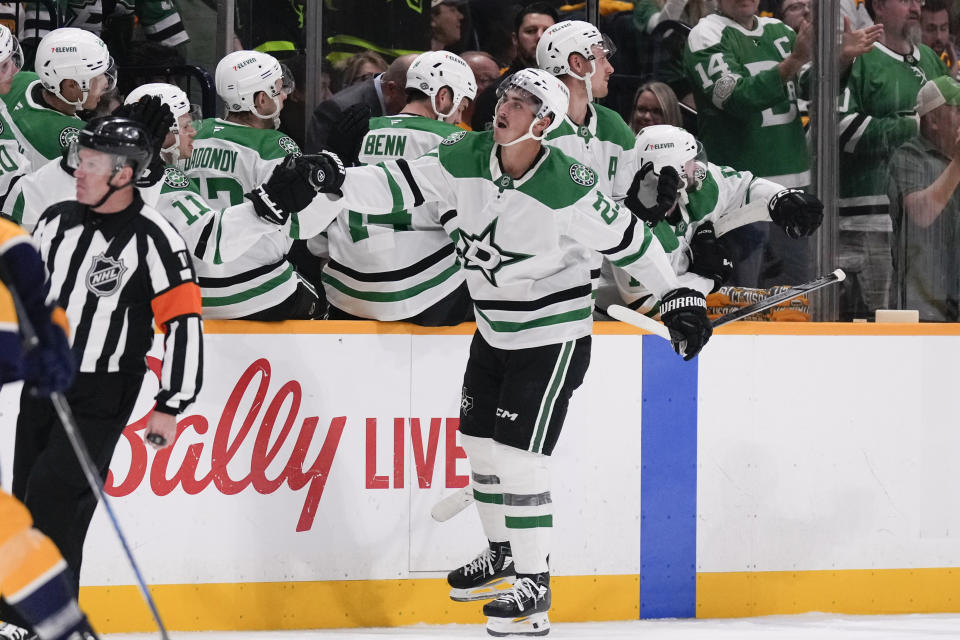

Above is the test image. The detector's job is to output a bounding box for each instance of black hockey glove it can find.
[326,103,371,167]
[659,287,712,361]
[768,188,824,239]
[625,162,682,227]
[299,150,347,194]
[246,154,324,225]
[112,95,174,155]
[687,222,733,293]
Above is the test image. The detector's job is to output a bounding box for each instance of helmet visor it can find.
[66,142,123,176]
[5,35,23,70]
[494,84,541,118]
[590,35,617,63]
[103,57,118,92]
[173,103,203,133]
[280,63,295,96]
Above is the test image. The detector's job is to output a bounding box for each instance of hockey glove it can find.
[687,222,733,293]
[659,287,712,361]
[113,95,174,155]
[327,103,371,167]
[768,188,824,239]
[246,154,324,225]
[24,324,75,396]
[299,150,347,194]
[625,162,682,227]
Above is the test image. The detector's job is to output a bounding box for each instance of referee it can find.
[10,114,204,598]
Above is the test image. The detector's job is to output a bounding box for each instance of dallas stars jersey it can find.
[0,100,30,200]
[614,162,782,312]
[329,130,680,350]
[4,157,333,319]
[838,42,946,224]
[184,118,307,318]
[684,14,810,187]
[322,113,465,320]
[1,72,83,170]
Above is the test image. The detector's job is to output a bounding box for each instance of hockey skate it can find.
[447,540,515,602]
[483,573,551,637]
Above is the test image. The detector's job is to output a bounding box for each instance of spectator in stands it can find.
[842,0,875,31]
[778,0,810,31]
[338,51,389,91]
[470,2,558,131]
[305,53,417,164]
[431,0,465,51]
[837,0,947,319]
[887,76,960,321]
[921,0,958,77]
[683,0,813,289]
[632,1,716,100]
[629,81,683,132]
[461,50,501,129]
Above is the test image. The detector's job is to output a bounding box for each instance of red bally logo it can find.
[106,358,468,532]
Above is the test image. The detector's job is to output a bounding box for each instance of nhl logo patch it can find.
[59,127,80,148]
[278,136,301,157]
[441,130,467,146]
[163,167,190,189]
[85,253,126,297]
[569,163,596,187]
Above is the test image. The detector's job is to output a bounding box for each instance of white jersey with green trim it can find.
[183,117,308,318]
[321,129,680,350]
[322,114,465,320]
[614,162,782,313]
[0,100,30,201]
[2,158,334,319]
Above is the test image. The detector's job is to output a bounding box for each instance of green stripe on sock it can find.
[505,515,553,529]
[474,490,504,505]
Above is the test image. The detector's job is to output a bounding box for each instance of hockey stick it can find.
[0,262,172,640]
[430,486,473,522]
[607,269,847,340]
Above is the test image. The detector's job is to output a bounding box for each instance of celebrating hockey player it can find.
[184,50,323,319]
[0,25,28,201]
[298,68,713,636]
[0,219,100,640]
[321,50,476,324]
[1,28,115,168]
[614,124,824,311]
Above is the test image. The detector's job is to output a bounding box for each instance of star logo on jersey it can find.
[59,127,80,149]
[457,218,532,287]
[85,254,126,297]
[569,163,597,187]
[278,136,301,157]
[163,167,190,189]
[442,130,467,146]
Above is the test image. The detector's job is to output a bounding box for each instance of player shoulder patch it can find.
[569,163,597,187]
[163,166,190,189]
[59,126,80,148]
[441,130,467,146]
[278,135,301,157]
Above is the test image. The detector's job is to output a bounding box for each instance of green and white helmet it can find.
[406,50,477,120]
[125,83,201,164]
[216,50,293,126]
[0,24,23,70]
[35,28,115,109]
[536,20,615,102]
[495,68,569,146]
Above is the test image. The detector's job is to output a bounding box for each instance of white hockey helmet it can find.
[125,83,202,164]
[0,24,24,70]
[406,50,478,120]
[35,28,115,109]
[635,124,707,193]
[495,68,569,146]
[216,50,293,125]
[536,20,615,102]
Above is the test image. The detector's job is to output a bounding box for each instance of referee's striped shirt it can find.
[33,192,203,414]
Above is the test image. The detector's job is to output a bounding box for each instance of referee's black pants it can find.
[12,372,142,594]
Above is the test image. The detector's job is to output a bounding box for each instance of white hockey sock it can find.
[493,441,552,575]
[461,434,509,543]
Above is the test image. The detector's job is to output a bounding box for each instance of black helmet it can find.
[67,116,155,181]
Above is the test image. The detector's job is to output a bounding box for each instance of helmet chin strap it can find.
[54,84,88,111]
[161,133,182,166]
[567,59,597,104]
[499,119,547,147]
[251,96,282,129]
[431,93,457,121]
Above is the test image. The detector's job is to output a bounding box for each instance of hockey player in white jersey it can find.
[183,50,325,319]
[322,50,476,324]
[302,68,713,636]
[614,124,824,313]
[0,25,29,203]
[2,28,115,169]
